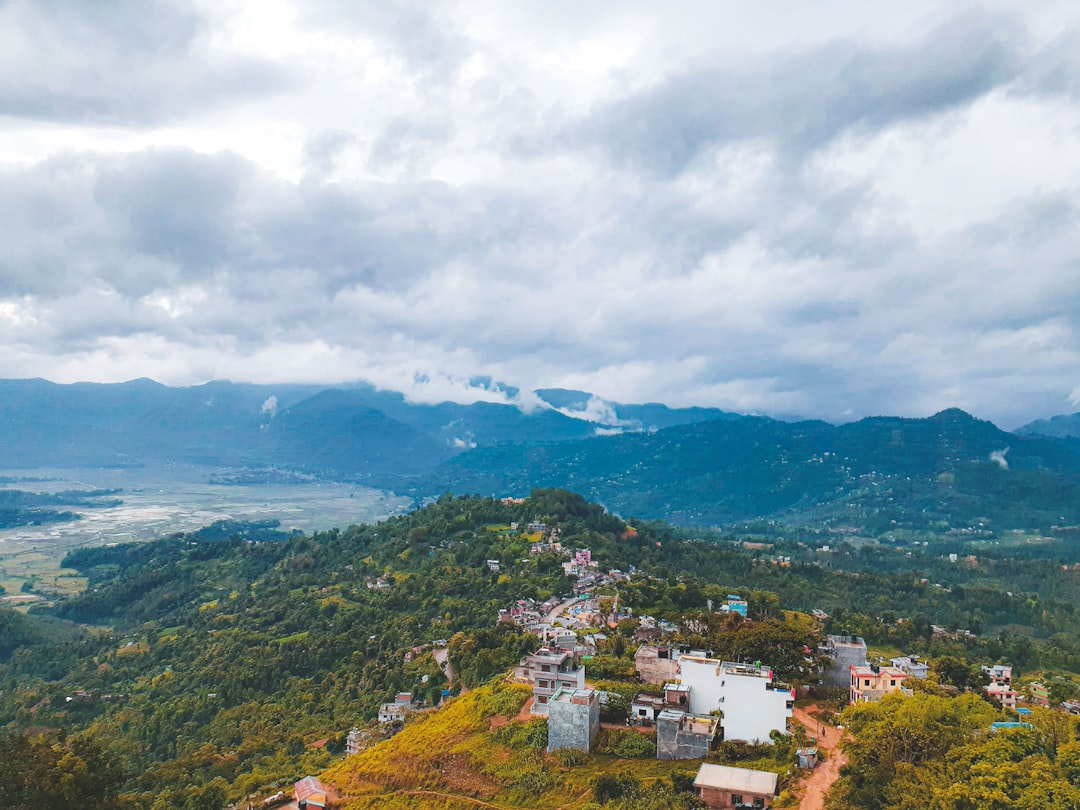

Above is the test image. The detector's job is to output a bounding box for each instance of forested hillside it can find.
[1,490,1079,807]
[419,409,1080,528]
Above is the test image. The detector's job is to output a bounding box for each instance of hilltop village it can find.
[323,513,1078,809]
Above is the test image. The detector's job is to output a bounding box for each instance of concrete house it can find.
[547,688,600,752]
[677,656,793,744]
[849,664,909,704]
[693,763,778,809]
[345,727,363,755]
[979,664,1019,707]
[820,635,867,687]
[657,709,719,760]
[517,647,586,714]
[634,644,681,685]
[890,655,929,679]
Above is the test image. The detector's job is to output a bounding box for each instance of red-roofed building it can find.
[294,776,328,809]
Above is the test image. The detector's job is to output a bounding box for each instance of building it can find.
[889,655,929,679]
[796,747,818,769]
[984,664,1013,686]
[849,665,909,704]
[378,702,408,723]
[631,682,691,724]
[345,727,363,755]
[378,691,414,723]
[1028,682,1050,707]
[547,688,600,752]
[294,776,328,810]
[517,648,586,714]
[724,595,748,617]
[677,657,793,744]
[635,644,681,685]
[693,763,778,809]
[820,635,867,687]
[987,683,1020,708]
[657,709,719,760]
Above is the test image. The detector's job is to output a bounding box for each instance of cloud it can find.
[990,448,1010,469]
[567,12,1026,177]
[0,0,295,125]
[1,3,1079,429]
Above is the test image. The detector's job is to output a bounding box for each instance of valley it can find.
[0,466,408,603]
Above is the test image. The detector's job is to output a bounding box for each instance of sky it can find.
[1,0,1079,428]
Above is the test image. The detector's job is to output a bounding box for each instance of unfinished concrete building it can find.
[546,688,600,752]
[656,709,719,760]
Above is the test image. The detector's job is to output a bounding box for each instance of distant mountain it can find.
[0,378,730,474]
[535,387,738,431]
[0,378,323,467]
[1017,411,1080,439]
[5,378,1080,532]
[416,408,1080,529]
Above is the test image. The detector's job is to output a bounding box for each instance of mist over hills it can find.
[2,378,1080,531]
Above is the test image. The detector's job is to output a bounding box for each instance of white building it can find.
[676,656,793,744]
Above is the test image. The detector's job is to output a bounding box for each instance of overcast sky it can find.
[1,0,1079,427]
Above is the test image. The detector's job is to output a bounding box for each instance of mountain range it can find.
[2,377,1080,530]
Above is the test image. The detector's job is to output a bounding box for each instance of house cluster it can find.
[635,614,680,638]
[524,643,784,808]
[563,548,598,578]
[819,635,918,705]
[497,595,563,630]
[632,645,794,749]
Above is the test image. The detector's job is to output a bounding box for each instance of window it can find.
[732,794,743,805]
[890,679,896,686]
[864,679,871,687]
[541,664,550,672]
[753,799,765,808]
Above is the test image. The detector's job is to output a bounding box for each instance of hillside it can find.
[2,490,1080,807]
[1019,410,1080,439]
[5,378,1080,533]
[418,409,1080,530]
[324,679,725,809]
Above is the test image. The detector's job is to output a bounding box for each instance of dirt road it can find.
[792,705,846,810]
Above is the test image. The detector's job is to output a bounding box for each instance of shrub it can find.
[596,728,656,758]
[592,772,641,804]
[489,718,548,750]
[556,747,590,766]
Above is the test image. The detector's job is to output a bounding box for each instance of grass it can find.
[274,631,310,644]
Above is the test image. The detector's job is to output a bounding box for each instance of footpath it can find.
[791,704,847,810]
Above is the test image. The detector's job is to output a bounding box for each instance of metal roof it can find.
[694,763,778,795]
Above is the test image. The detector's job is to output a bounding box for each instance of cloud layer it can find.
[1,1,1079,427]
